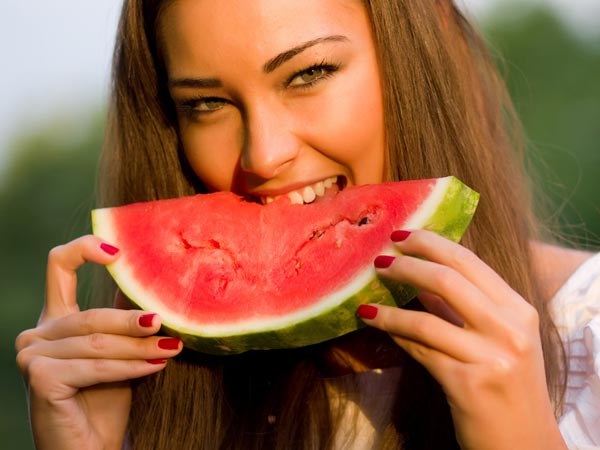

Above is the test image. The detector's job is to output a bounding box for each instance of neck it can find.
[529,241,592,302]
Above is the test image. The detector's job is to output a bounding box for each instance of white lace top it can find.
[552,252,600,449]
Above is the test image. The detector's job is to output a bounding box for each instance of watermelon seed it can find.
[358,216,369,226]
[309,229,325,240]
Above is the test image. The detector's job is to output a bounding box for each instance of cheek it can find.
[178,121,242,191]
[305,68,385,180]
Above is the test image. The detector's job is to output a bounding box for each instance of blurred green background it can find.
[1,4,599,449]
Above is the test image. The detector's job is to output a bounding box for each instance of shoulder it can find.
[539,243,600,336]
[529,241,596,302]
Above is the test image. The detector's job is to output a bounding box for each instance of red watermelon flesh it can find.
[92,176,479,354]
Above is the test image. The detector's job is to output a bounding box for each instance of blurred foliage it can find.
[0,6,599,448]
[483,6,600,246]
[0,113,103,448]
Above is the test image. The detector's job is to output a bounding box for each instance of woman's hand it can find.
[15,235,183,450]
[357,230,567,450]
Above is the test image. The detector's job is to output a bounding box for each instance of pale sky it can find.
[1,0,599,175]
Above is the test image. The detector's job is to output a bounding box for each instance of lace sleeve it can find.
[551,253,600,448]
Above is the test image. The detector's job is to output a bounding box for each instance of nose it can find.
[240,103,300,179]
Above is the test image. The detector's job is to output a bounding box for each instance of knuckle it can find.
[452,246,478,268]
[431,266,458,292]
[47,244,66,267]
[27,357,50,391]
[80,309,101,335]
[15,347,33,374]
[15,329,35,352]
[411,314,433,337]
[507,331,535,357]
[488,354,516,378]
[88,333,106,353]
[93,358,109,373]
[463,356,516,395]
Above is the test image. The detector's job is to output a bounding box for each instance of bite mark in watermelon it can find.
[92,176,479,354]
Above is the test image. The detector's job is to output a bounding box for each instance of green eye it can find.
[288,64,338,88]
[299,67,325,83]
[198,98,226,111]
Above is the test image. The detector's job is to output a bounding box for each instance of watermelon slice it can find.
[92,176,478,354]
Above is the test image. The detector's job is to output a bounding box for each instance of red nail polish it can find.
[391,230,411,242]
[100,243,119,255]
[357,304,378,320]
[147,359,167,365]
[374,255,395,269]
[139,313,156,328]
[158,338,181,350]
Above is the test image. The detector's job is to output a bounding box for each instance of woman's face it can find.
[160,0,385,203]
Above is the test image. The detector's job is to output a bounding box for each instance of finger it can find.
[392,230,520,305]
[357,304,475,362]
[418,291,464,327]
[37,309,161,342]
[27,356,168,396]
[42,235,120,323]
[20,334,182,363]
[390,334,458,383]
[375,254,492,329]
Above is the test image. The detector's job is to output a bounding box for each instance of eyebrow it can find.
[168,35,349,89]
[168,77,222,89]
[263,35,349,73]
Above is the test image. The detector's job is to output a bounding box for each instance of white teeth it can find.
[324,176,337,188]
[262,176,339,205]
[287,191,304,205]
[314,181,325,196]
[302,186,316,203]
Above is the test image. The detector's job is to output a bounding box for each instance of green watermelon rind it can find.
[178,277,399,353]
[92,176,479,355]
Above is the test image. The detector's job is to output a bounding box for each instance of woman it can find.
[16,1,597,449]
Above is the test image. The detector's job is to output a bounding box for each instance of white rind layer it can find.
[94,177,451,338]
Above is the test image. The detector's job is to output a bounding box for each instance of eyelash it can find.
[176,96,225,119]
[285,60,341,89]
[175,60,341,119]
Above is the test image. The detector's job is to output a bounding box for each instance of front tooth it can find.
[288,191,304,205]
[302,186,316,203]
[265,196,275,204]
[314,181,325,196]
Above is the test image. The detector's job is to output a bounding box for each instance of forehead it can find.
[158,0,370,71]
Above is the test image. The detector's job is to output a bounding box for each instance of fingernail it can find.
[374,255,395,269]
[139,313,156,328]
[100,243,119,255]
[357,304,378,320]
[391,230,411,242]
[158,338,181,350]
[147,359,167,365]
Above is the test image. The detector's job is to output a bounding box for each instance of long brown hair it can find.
[98,1,565,448]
